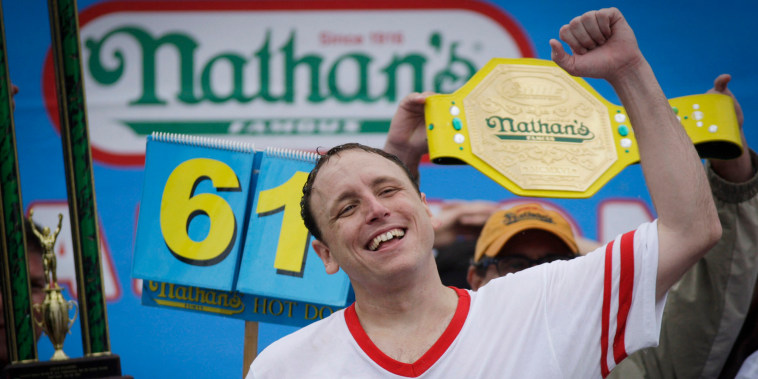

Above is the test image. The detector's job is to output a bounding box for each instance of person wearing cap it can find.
[444,74,758,378]
[248,8,722,378]
[467,203,580,290]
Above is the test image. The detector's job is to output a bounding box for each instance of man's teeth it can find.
[368,229,405,251]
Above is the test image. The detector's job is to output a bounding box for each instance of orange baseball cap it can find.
[473,203,579,262]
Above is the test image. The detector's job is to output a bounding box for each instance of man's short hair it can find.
[300,143,420,242]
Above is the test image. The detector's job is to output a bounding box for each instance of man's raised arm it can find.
[550,7,721,300]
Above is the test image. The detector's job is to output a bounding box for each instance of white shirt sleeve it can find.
[543,220,666,378]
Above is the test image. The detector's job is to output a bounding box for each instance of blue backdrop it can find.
[4,1,757,378]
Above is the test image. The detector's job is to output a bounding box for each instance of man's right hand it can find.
[549,7,643,85]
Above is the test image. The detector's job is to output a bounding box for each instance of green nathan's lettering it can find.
[85,27,477,105]
[86,27,200,105]
[486,116,595,142]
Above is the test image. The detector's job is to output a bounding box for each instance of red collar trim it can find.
[344,287,470,377]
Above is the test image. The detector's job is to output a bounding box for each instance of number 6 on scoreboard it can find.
[160,158,241,266]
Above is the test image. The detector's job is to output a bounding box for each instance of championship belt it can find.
[424,58,742,198]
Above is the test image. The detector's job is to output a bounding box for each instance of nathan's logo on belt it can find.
[503,211,555,226]
[486,116,595,143]
[146,281,245,315]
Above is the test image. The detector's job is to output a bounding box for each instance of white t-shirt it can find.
[248,221,665,378]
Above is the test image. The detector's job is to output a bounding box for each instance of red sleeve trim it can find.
[612,230,636,363]
[344,287,470,377]
[600,240,614,378]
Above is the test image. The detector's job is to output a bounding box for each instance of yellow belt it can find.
[425,58,741,198]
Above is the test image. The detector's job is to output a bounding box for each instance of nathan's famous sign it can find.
[42,1,534,166]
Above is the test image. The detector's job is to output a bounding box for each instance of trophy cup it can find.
[32,288,78,360]
[28,210,79,361]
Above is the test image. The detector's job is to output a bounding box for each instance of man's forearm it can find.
[610,153,758,378]
[609,59,721,298]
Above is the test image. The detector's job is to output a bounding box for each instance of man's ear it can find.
[421,192,433,218]
[467,265,484,291]
[313,239,340,275]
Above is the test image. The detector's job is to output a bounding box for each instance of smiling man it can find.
[247,8,721,378]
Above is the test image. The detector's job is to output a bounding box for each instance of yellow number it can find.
[257,171,310,276]
[160,158,241,266]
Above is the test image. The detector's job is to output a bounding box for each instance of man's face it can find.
[468,230,574,290]
[309,149,436,289]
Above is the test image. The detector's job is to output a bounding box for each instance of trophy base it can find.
[2,354,127,379]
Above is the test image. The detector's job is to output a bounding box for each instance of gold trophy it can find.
[28,210,78,361]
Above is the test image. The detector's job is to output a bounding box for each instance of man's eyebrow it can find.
[371,175,401,188]
[325,176,403,215]
[331,189,358,209]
